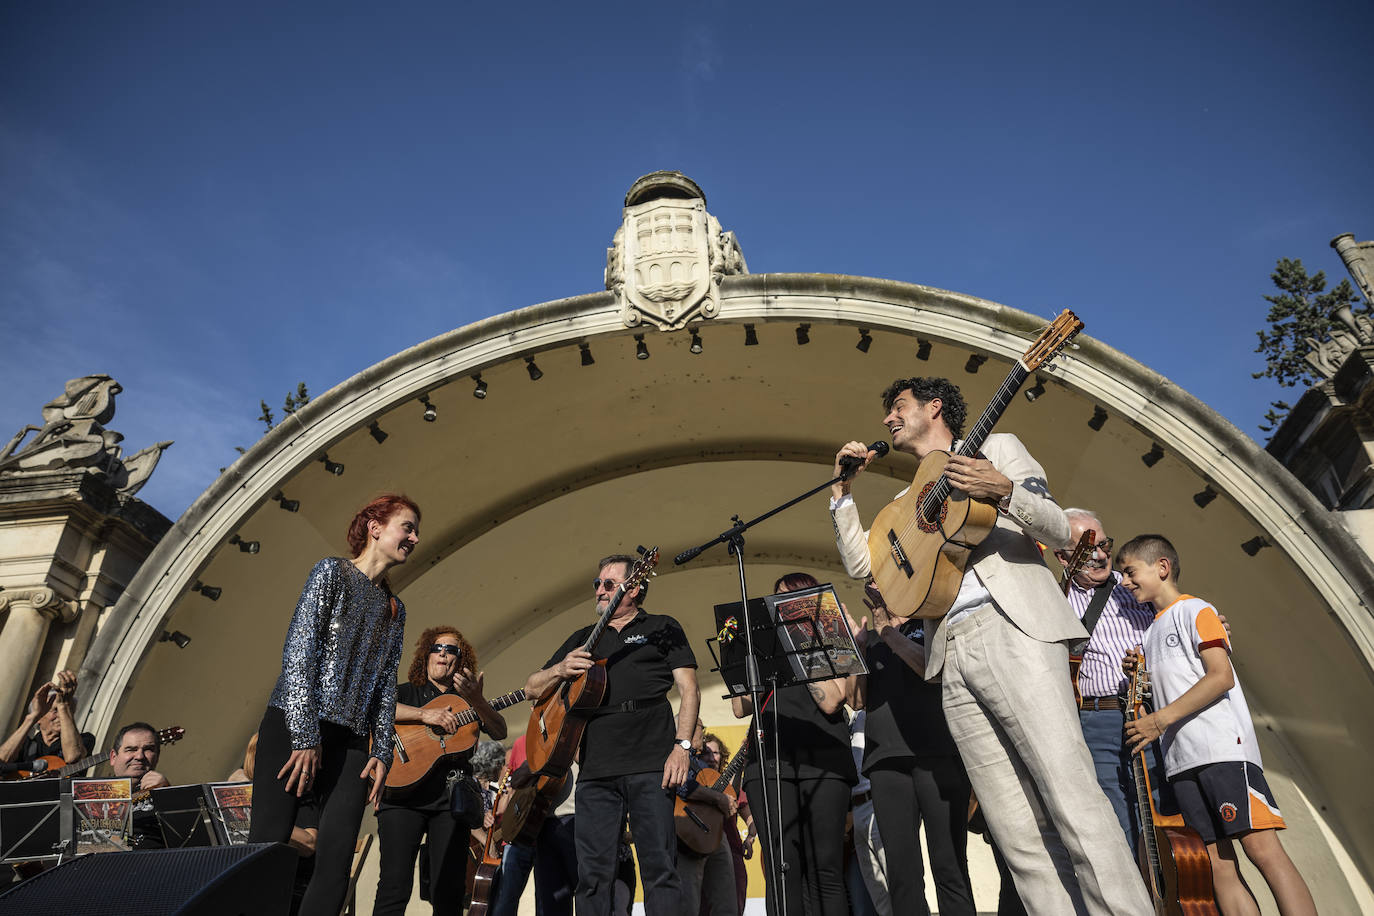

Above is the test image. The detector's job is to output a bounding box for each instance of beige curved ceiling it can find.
[78,274,1374,905]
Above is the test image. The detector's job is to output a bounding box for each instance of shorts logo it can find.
[1165,634,1182,648]
[1219,803,1238,822]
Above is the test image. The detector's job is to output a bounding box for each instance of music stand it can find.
[152,785,216,848]
[70,777,133,854]
[0,779,66,865]
[203,782,253,846]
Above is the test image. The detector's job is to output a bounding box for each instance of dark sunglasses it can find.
[593,578,624,593]
[429,644,461,656]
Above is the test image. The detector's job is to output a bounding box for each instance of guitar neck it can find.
[922,361,1030,516]
[56,751,109,780]
[454,689,527,727]
[711,731,752,791]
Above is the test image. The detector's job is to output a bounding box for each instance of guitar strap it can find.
[1069,580,1115,656]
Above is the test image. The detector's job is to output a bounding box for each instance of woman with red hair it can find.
[249,493,419,916]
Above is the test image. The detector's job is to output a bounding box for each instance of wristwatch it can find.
[675,739,692,751]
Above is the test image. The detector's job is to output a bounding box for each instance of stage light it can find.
[229,534,260,554]
[580,343,595,366]
[689,329,703,354]
[159,630,192,649]
[1193,486,1218,508]
[525,357,543,381]
[369,421,389,443]
[273,491,300,512]
[419,395,437,422]
[743,324,759,347]
[964,355,987,374]
[1088,407,1108,431]
[1141,444,1164,468]
[319,454,345,476]
[916,339,932,361]
[856,329,872,353]
[1241,536,1271,556]
[472,374,487,399]
[795,324,811,345]
[191,581,221,601]
[635,334,650,360]
[1023,377,1047,403]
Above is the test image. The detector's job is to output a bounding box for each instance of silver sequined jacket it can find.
[267,557,406,764]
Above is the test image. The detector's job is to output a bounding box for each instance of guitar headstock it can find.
[1124,651,1150,714]
[159,726,185,746]
[1061,528,1097,592]
[625,546,659,593]
[1020,310,1084,372]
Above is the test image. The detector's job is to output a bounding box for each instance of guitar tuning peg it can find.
[636,545,647,556]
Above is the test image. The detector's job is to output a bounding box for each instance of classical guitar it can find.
[524,546,659,778]
[500,770,566,847]
[468,775,510,916]
[4,726,185,780]
[1125,653,1219,916]
[675,737,751,855]
[385,689,527,793]
[1061,528,1098,706]
[867,310,1083,618]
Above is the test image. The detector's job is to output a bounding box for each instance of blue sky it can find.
[4,2,1371,519]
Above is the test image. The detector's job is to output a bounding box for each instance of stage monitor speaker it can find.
[0,841,297,916]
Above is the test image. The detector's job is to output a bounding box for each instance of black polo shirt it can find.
[20,731,96,772]
[544,608,696,780]
[862,621,957,773]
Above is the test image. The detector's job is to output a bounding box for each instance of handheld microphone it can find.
[839,441,889,480]
[0,757,49,775]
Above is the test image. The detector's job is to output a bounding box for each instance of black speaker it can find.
[0,842,297,915]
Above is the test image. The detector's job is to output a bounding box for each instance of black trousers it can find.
[535,813,578,916]
[868,756,976,916]
[573,772,681,916]
[742,773,849,916]
[248,706,371,916]
[373,804,467,915]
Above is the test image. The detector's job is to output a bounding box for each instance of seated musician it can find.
[675,718,738,916]
[522,552,698,916]
[1,669,95,772]
[373,626,507,916]
[106,721,171,849]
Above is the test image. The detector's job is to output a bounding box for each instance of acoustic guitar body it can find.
[868,450,999,619]
[501,772,567,846]
[525,660,607,778]
[1137,823,1218,916]
[674,766,731,855]
[1,754,64,781]
[386,695,484,792]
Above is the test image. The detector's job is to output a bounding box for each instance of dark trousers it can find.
[743,774,849,916]
[373,804,466,915]
[535,813,578,916]
[491,840,536,916]
[248,706,371,916]
[868,757,975,916]
[574,772,681,916]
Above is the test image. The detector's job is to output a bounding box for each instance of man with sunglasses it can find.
[1052,508,1158,850]
[524,554,698,916]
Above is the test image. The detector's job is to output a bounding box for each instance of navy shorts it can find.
[1170,760,1285,844]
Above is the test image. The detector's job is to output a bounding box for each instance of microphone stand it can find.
[675,467,858,916]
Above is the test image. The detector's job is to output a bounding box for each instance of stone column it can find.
[0,588,67,734]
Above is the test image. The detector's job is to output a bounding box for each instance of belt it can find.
[851,790,872,807]
[584,697,670,717]
[1080,696,1123,711]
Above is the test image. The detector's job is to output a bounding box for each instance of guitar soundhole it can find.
[915,481,947,533]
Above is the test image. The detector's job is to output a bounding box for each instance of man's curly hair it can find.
[406,626,477,688]
[880,377,967,439]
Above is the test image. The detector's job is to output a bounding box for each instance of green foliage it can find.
[283,382,310,416]
[1253,258,1363,432]
[258,401,275,431]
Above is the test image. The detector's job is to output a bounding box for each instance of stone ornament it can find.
[606,171,747,331]
[0,375,171,497]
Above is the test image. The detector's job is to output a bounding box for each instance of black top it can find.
[381,680,487,811]
[20,731,96,771]
[862,621,957,772]
[544,608,696,780]
[744,683,857,785]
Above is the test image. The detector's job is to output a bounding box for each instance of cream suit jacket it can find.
[832,432,1086,677]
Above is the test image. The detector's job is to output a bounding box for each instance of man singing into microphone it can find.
[831,377,1150,916]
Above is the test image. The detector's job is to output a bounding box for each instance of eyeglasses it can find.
[429,644,461,656]
[593,578,623,593]
[1091,537,1115,555]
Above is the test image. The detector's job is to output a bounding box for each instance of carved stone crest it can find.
[606,171,747,331]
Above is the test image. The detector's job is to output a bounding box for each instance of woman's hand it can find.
[362,757,389,809]
[277,746,321,797]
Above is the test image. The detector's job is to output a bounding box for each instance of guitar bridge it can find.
[886,530,914,577]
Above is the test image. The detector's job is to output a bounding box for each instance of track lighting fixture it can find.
[1023,377,1047,402]
[273,491,300,512]
[369,421,389,443]
[916,339,932,361]
[580,343,595,366]
[159,630,192,649]
[795,324,811,345]
[689,329,703,354]
[525,357,543,381]
[1141,444,1165,468]
[319,454,345,476]
[472,374,487,399]
[228,534,260,554]
[1193,486,1218,508]
[191,581,221,601]
[856,329,872,353]
[635,334,650,360]
[1241,536,1271,556]
[743,324,759,347]
[1088,407,1108,431]
[964,355,987,374]
[419,395,437,422]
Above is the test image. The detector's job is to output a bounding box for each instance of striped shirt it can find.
[1066,570,1155,699]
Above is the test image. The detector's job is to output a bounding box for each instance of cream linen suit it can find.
[833,433,1151,915]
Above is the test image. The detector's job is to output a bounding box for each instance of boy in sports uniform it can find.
[1118,534,1315,916]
